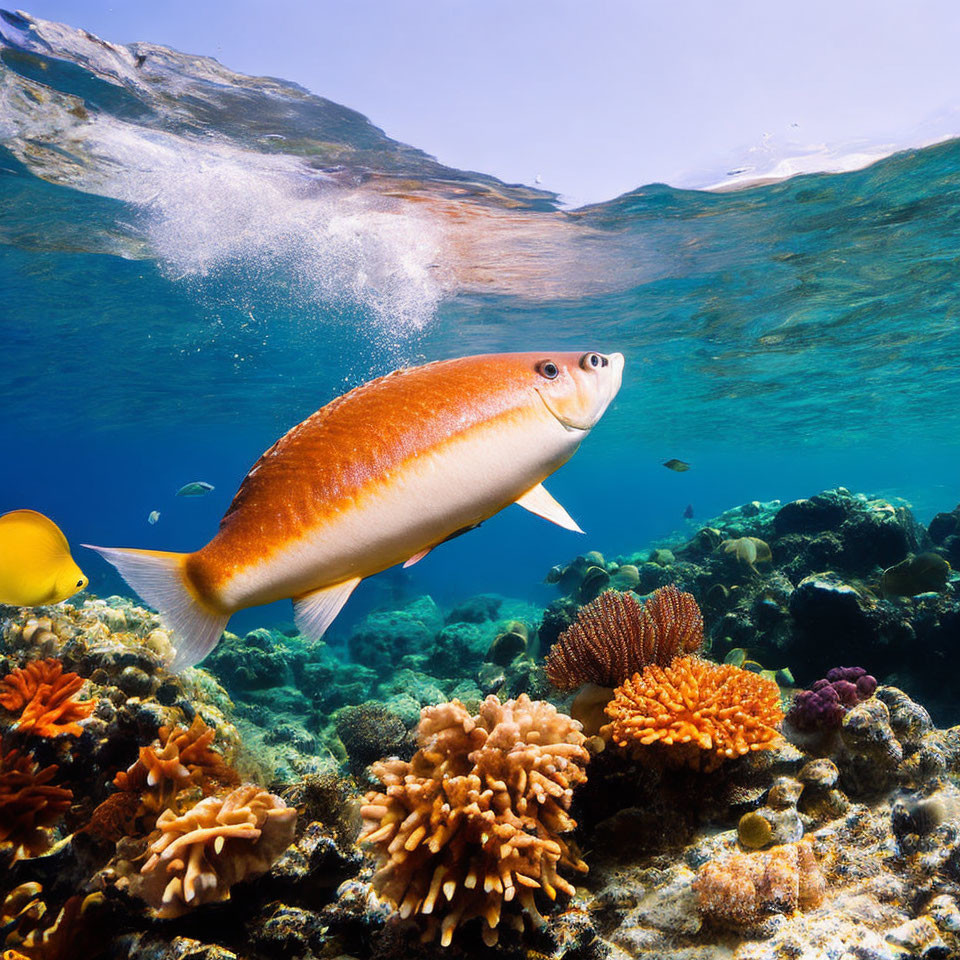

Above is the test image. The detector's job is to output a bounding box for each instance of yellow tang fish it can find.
[0,510,88,606]
[87,351,624,670]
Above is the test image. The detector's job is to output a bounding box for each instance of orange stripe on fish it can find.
[85,351,623,670]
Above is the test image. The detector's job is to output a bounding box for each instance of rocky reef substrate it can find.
[2,486,960,960]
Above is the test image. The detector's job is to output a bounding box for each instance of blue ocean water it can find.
[2,9,959,639]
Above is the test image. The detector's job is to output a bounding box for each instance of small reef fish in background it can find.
[148,510,161,525]
[0,509,88,605]
[176,481,215,497]
[664,458,691,472]
[683,503,695,519]
[88,351,624,670]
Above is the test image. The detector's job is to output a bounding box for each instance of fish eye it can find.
[580,352,606,370]
[77,579,84,587]
[537,360,560,380]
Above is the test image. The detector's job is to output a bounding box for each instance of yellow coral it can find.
[134,784,296,918]
[359,694,589,947]
[604,656,783,771]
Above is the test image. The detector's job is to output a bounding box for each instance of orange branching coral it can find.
[132,785,297,918]
[694,840,825,927]
[604,656,783,772]
[546,585,703,690]
[359,694,590,947]
[0,659,94,738]
[0,747,72,861]
[113,716,239,822]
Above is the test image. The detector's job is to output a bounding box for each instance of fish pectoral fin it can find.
[403,548,432,568]
[514,483,584,534]
[293,577,362,642]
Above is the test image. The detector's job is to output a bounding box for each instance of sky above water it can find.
[16,0,960,204]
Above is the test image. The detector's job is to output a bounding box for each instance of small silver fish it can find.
[148,510,161,525]
[176,481,215,497]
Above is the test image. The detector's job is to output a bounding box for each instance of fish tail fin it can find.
[82,545,228,671]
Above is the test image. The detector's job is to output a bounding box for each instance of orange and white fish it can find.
[87,351,623,670]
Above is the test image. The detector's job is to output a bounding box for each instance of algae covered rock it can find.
[347,597,441,673]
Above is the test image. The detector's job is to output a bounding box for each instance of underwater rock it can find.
[880,552,951,596]
[445,593,502,624]
[427,621,488,675]
[774,493,850,535]
[335,702,412,777]
[204,629,299,692]
[838,696,904,796]
[348,600,440,675]
[485,620,529,665]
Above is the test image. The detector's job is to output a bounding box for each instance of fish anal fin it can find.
[293,577,362,642]
[83,545,228,671]
[515,483,584,534]
[403,548,432,569]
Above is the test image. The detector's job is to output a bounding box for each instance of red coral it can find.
[546,585,704,690]
[0,659,94,738]
[0,746,73,861]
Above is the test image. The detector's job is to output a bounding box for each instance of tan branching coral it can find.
[694,840,825,927]
[546,585,703,690]
[0,659,94,738]
[359,694,589,947]
[133,785,296,917]
[113,716,238,822]
[604,656,783,771]
[0,747,73,861]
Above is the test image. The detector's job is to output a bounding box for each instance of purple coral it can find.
[787,666,877,732]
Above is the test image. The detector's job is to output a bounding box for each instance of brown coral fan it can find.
[694,840,825,928]
[113,715,239,822]
[545,585,703,690]
[359,694,589,947]
[0,659,93,738]
[604,656,783,771]
[133,785,296,917]
[0,746,72,861]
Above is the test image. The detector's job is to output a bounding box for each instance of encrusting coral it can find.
[545,585,703,690]
[0,745,72,861]
[0,659,94,737]
[693,840,825,928]
[359,694,589,947]
[112,715,239,823]
[132,784,297,918]
[604,656,783,771]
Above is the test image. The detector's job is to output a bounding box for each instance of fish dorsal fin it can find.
[515,483,584,534]
[293,577,362,642]
[403,547,432,568]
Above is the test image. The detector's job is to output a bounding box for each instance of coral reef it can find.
[6,487,960,959]
[545,585,703,690]
[604,656,783,771]
[787,665,878,732]
[131,785,297,918]
[0,659,94,737]
[112,715,239,823]
[0,746,72,862]
[359,694,589,946]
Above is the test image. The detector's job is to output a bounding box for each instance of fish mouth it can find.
[535,387,590,432]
